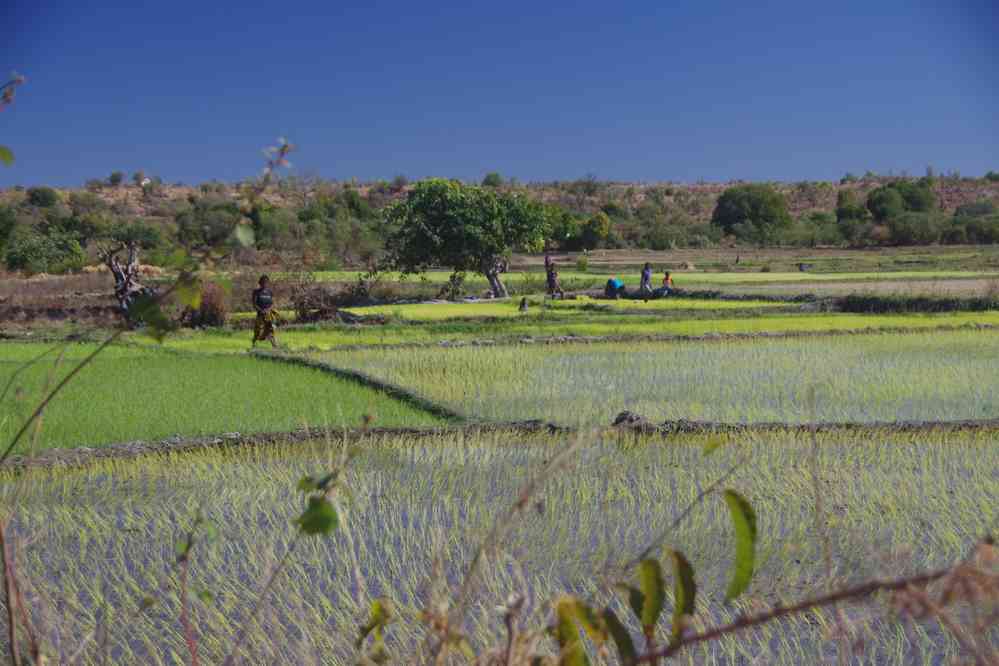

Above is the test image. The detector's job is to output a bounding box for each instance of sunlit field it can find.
[3,429,995,664]
[0,343,444,452]
[123,311,999,354]
[319,330,999,425]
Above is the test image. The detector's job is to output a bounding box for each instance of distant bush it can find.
[954,200,995,218]
[481,172,503,188]
[865,186,905,222]
[26,186,59,208]
[180,281,228,328]
[3,229,86,274]
[390,174,408,192]
[0,205,15,250]
[886,211,945,245]
[710,184,791,245]
[575,253,589,272]
[985,171,999,182]
[579,211,611,249]
[84,179,104,192]
[108,171,125,187]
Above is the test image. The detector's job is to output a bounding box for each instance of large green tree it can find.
[710,184,792,245]
[385,178,549,297]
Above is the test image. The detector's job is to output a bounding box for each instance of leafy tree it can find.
[710,184,791,245]
[176,197,242,248]
[132,170,146,186]
[835,190,868,223]
[4,229,86,274]
[481,172,504,188]
[386,178,548,297]
[866,186,905,222]
[579,211,611,249]
[108,171,125,187]
[0,205,16,250]
[986,171,999,182]
[26,186,60,208]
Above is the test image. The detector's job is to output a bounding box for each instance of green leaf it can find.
[0,146,13,167]
[601,609,637,666]
[616,584,644,624]
[234,224,255,247]
[175,272,202,309]
[637,558,666,632]
[559,597,606,645]
[554,597,592,666]
[702,435,725,457]
[666,550,696,645]
[175,539,191,559]
[130,294,175,342]
[294,496,339,536]
[356,597,394,649]
[297,475,318,493]
[723,489,758,600]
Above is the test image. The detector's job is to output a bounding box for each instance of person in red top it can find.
[654,271,674,297]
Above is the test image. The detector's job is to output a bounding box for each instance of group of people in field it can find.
[545,255,674,301]
[603,263,674,299]
[250,256,677,348]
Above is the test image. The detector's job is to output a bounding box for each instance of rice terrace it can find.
[3,4,999,665]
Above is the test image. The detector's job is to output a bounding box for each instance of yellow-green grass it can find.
[0,342,444,451]
[128,311,999,354]
[319,329,999,425]
[2,429,994,663]
[341,296,786,321]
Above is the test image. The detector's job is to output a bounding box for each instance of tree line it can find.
[1,172,998,276]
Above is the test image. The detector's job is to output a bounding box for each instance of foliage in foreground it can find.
[0,430,996,663]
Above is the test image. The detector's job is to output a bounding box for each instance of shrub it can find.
[481,172,503,188]
[390,174,409,193]
[710,184,791,245]
[579,211,611,249]
[887,211,945,245]
[180,281,228,328]
[954,200,995,218]
[866,186,905,222]
[0,205,15,250]
[985,171,999,182]
[575,253,589,272]
[84,179,104,192]
[108,171,124,187]
[26,186,59,208]
[3,230,86,274]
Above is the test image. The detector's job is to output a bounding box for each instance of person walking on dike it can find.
[546,254,565,299]
[639,262,653,298]
[252,274,279,348]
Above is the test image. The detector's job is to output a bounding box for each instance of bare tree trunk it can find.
[99,242,152,321]
[481,257,509,299]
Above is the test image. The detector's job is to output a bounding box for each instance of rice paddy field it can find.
[3,429,996,664]
[317,330,999,425]
[0,343,444,452]
[2,269,998,664]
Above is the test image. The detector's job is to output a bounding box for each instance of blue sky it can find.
[2,0,996,187]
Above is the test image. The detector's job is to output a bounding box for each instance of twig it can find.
[0,521,21,666]
[639,565,954,662]
[178,554,200,666]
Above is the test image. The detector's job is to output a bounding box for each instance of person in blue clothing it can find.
[639,262,653,297]
[604,277,626,299]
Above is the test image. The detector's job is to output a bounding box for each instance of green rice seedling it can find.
[319,330,999,426]
[0,343,445,451]
[0,428,994,663]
